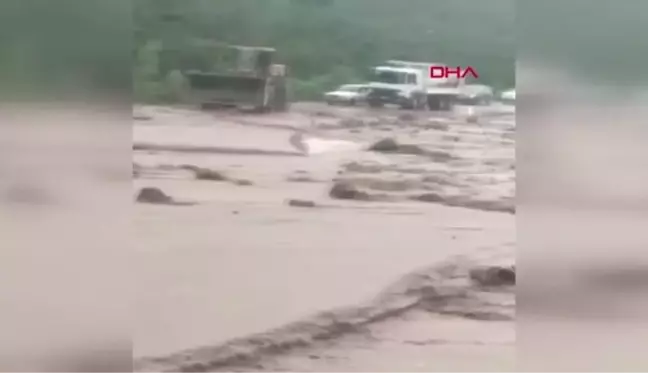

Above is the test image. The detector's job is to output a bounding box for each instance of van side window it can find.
[407,73,417,84]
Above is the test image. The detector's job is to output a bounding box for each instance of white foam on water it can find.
[303,137,365,155]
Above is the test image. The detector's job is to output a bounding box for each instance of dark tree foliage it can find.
[132,0,516,102]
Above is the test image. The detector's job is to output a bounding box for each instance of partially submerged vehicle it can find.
[365,60,466,111]
[324,84,370,105]
[456,84,495,105]
[181,44,289,112]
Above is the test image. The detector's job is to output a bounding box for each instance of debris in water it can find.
[136,187,172,204]
[469,265,516,287]
[329,181,370,201]
[233,179,254,186]
[287,199,317,208]
[194,168,228,181]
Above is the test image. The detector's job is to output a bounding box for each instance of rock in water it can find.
[136,187,172,204]
[410,192,446,203]
[469,265,516,287]
[369,138,426,155]
[369,138,399,152]
[286,199,317,208]
[329,181,369,201]
[233,179,254,186]
[194,168,228,181]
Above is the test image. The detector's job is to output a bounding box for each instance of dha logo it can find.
[430,66,479,79]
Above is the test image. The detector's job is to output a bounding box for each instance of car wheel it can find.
[427,96,441,111]
[415,95,427,110]
[400,99,414,110]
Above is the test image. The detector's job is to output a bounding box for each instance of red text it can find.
[430,66,479,79]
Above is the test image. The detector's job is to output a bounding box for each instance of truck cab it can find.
[367,61,467,111]
[366,66,427,109]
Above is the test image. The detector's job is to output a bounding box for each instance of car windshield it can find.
[339,85,361,92]
[373,70,405,84]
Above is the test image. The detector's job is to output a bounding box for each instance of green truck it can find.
[182,44,289,112]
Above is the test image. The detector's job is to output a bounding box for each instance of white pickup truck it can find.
[365,60,467,111]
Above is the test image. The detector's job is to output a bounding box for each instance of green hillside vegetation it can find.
[134,0,515,103]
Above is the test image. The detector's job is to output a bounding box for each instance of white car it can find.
[324,84,369,106]
[457,84,495,105]
[500,89,516,104]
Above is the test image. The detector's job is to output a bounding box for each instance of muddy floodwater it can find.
[132,102,515,371]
